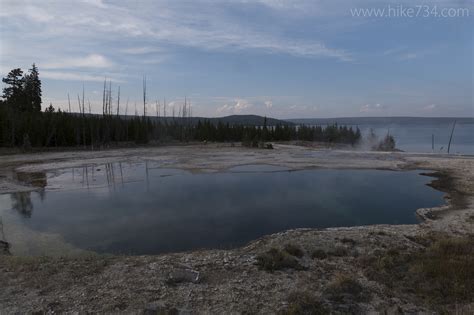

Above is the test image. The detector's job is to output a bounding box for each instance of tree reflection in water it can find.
[15,171,47,188]
[0,216,10,255]
[11,171,48,218]
[10,192,34,218]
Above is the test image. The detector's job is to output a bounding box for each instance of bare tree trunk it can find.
[80,87,86,148]
[143,76,147,117]
[108,81,112,116]
[183,96,187,118]
[102,78,106,116]
[116,86,120,117]
[82,85,85,115]
[163,97,166,118]
[88,99,93,150]
[447,120,457,154]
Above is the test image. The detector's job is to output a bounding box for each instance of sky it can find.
[0,0,473,118]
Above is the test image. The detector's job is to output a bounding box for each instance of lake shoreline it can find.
[0,144,473,313]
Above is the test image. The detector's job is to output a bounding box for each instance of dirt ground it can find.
[0,144,473,314]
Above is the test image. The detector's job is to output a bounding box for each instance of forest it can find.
[0,66,362,148]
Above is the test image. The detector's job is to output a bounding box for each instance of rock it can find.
[166,269,200,285]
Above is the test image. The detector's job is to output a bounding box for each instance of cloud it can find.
[141,57,167,65]
[360,103,388,113]
[382,47,405,55]
[43,54,114,69]
[235,99,252,112]
[397,50,435,61]
[0,1,350,61]
[289,105,308,111]
[24,6,53,22]
[216,104,231,113]
[422,104,437,111]
[399,53,418,60]
[41,71,122,82]
[383,47,434,61]
[217,99,253,114]
[121,47,163,55]
[81,0,107,8]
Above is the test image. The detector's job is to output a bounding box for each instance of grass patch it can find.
[280,291,327,315]
[410,236,474,303]
[311,249,328,260]
[360,235,474,305]
[369,230,388,236]
[326,273,365,302]
[311,246,349,260]
[328,246,349,257]
[340,238,356,246]
[284,244,304,258]
[0,254,113,289]
[256,248,305,272]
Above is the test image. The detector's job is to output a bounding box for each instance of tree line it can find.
[0,65,362,148]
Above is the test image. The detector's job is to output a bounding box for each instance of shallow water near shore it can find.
[0,163,444,255]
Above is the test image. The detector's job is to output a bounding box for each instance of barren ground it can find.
[0,144,473,314]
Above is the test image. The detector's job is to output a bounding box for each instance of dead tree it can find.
[447,120,457,154]
[163,97,167,118]
[102,78,107,116]
[116,86,120,117]
[143,76,147,117]
[108,81,112,116]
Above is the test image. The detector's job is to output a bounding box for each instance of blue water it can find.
[358,123,474,154]
[0,164,445,255]
[289,118,474,155]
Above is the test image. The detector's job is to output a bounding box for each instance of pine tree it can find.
[2,68,25,110]
[24,63,42,112]
[45,103,55,113]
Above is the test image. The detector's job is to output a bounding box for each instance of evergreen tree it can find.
[24,63,42,112]
[2,68,25,110]
[45,103,55,113]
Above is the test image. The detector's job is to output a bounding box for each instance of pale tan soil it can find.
[0,144,473,314]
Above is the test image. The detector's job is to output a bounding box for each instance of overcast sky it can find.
[0,0,472,118]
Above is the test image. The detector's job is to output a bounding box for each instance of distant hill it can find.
[285,117,474,126]
[210,115,291,126]
[142,114,292,126]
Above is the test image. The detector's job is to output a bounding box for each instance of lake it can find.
[0,163,444,255]
[358,123,474,154]
[288,117,474,155]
